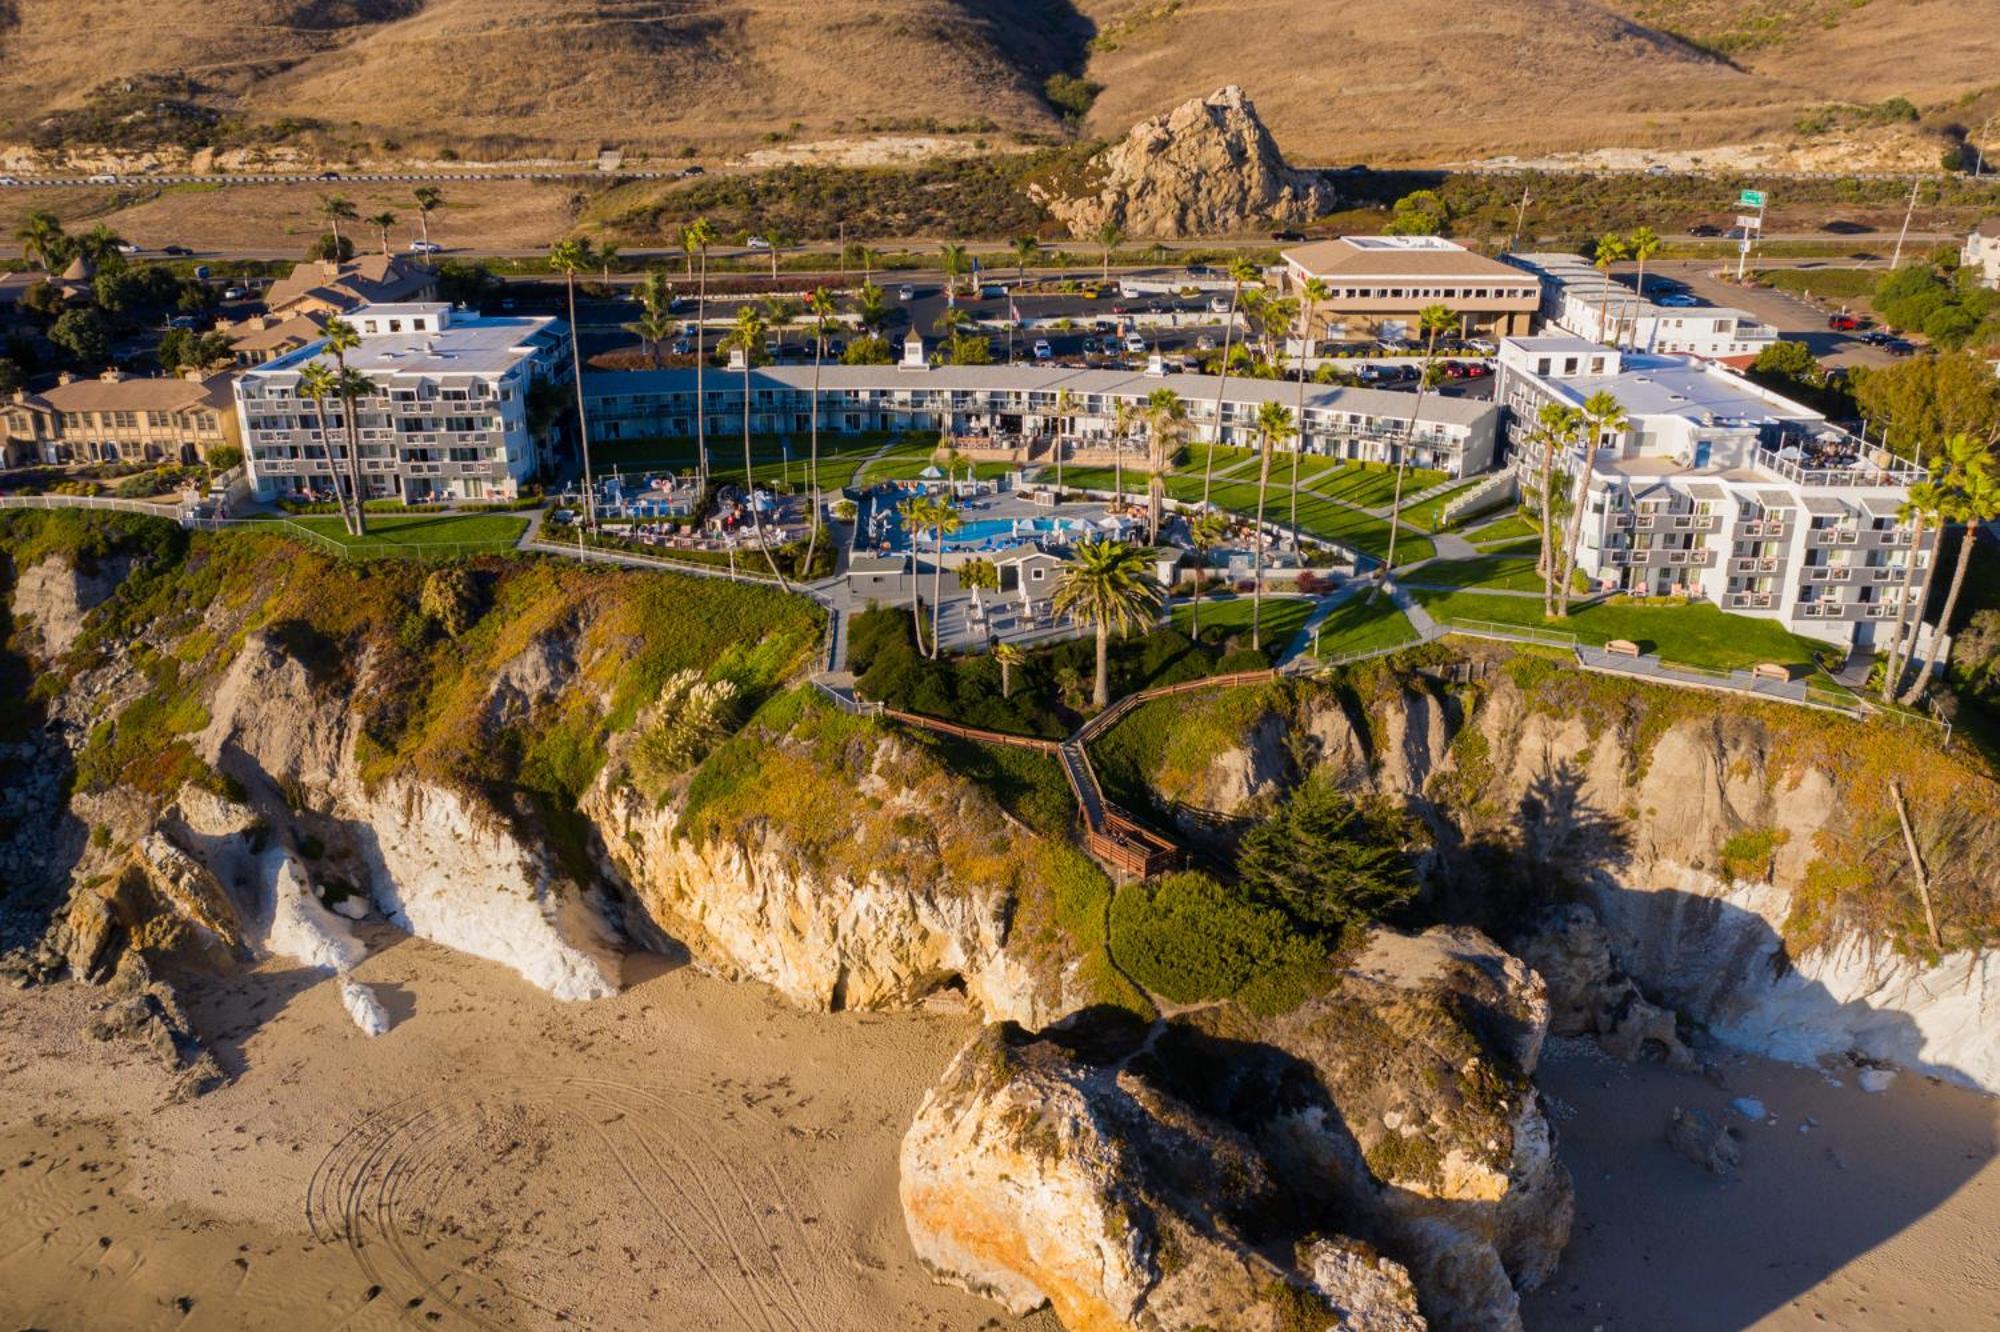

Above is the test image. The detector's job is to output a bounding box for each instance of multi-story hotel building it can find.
[581,346,1501,478]
[1505,252,1777,363]
[1496,335,1932,648]
[234,303,566,503]
[1277,236,1543,341]
[3,368,240,467]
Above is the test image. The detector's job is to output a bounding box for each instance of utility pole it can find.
[1976,115,1995,178]
[1508,182,1531,254]
[1890,176,1922,270]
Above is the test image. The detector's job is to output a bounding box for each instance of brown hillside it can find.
[0,0,1989,161]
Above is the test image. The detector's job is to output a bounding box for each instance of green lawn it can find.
[1407,552,1586,594]
[1464,510,1543,549]
[856,438,1013,486]
[1397,479,1481,534]
[1415,590,1832,671]
[268,513,529,556]
[1312,462,1449,510]
[1171,594,1315,647]
[1204,479,1435,564]
[596,432,889,488]
[1312,596,1421,659]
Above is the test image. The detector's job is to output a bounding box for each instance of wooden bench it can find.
[1604,639,1642,659]
[1750,662,1794,683]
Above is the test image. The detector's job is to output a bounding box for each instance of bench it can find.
[1604,639,1642,659]
[1750,662,1794,683]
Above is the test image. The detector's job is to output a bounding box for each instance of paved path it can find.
[1275,585,1368,669]
[1382,581,1441,639]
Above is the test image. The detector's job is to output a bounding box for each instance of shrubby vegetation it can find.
[1869,255,2000,350]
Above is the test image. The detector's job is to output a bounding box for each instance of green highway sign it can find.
[1739,189,1768,209]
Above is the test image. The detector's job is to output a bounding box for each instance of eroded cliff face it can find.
[1120,668,2000,1091]
[903,926,1569,1332]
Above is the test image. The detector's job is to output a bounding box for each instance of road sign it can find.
[1735,215,1764,231]
[1739,189,1768,209]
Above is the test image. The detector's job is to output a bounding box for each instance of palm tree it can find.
[1556,390,1627,615]
[319,317,371,535]
[1383,302,1456,571]
[412,186,444,256]
[636,269,674,319]
[1881,481,1943,702]
[1052,387,1076,497]
[1095,222,1124,284]
[1012,235,1039,281]
[1052,537,1162,709]
[296,360,358,534]
[1591,232,1629,344]
[1202,256,1260,507]
[14,211,68,273]
[624,309,674,367]
[1110,398,1133,507]
[595,241,621,289]
[856,282,889,335]
[992,641,1023,698]
[896,494,933,650]
[1528,402,1584,618]
[366,211,397,256]
[1185,511,1227,637]
[959,556,999,621]
[549,237,601,528]
[75,224,126,268]
[682,218,717,487]
[1901,435,1999,704]
[940,243,969,299]
[1250,400,1296,651]
[724,304,789,588]
[321,195,358,257]
[1143,385,1185,544]
[801,286,838,574]
[1626,226,1662,351]
[926,500,963,657]
[1291,276,1331,549]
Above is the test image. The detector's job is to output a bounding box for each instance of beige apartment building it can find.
[2,368,241,467]
[1279,236,1542,341]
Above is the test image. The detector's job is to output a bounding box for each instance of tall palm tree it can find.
[1143,385,1185,544]
[1881,480,1943,702]
[1291,276,1332,549]
[856,282,888,336]
[75,224,126,268]
[1250,400,1296,651]
[1902,435,1999,704]
[1052,387,1076,497]
[802,286,838,574]
[1529,402,1584,618]
[296,360,358,534]
[896,494,933,649]
[993,641,1023,698]
[1202,256,1260,508]
[366,211,397,256]
[1626,226,1663,351]
[681,218,717,487]
[596,241,621,289]
[1185,511,1227,638]
[636,269,674,319]
[1591,232,1629,344]
[1110,398,1133,507]
[1052,537,1162,709]
[319,317,371,535]
[1383,302,1456,571]
[1556,390,1627,616]
[624,309,674,368]
[549,237,601,528]
[940,243,969,299]
[14,211,68,272]
[723,304,789,588]
[411,186,444,257]
[926,499,963,657]
[1012,235,1039,281]
[959,556,998,621]
[1095,222,1124,285]
[321,195,358,258]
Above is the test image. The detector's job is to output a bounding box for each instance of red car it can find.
[1827,313,1862,331]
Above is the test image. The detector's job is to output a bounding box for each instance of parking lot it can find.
[1636,260,1899,370]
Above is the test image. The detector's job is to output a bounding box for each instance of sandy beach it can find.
[0,930,1059,1332]
[1525,1040,2000,1331]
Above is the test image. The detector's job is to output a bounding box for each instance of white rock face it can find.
[341,979,390,1037]
[261,852,365,975]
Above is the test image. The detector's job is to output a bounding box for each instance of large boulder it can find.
[1032,86,1329,239]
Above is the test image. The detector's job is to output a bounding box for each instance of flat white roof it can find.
[1341,236,1466,253]
[251,314,561,380]
[1537,355,1822,426]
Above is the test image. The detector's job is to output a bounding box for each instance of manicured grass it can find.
[1464,510,1543,548]
[1397,479,1481,534]
[1756,267,1878,303]
[1204,479,1435,564]
[596,432,887,488]
[1414,590,1832,671]
[856,438,1012,486]
[1049,466,1136,494]
[1310,596,1421,658]
[1171,594,1315,647]
[1312,462,1449,510]
[1409,553,1550,594]
[270,513,529,555]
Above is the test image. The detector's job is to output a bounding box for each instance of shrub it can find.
[1109,871,1321,1004]
[1236,777,1420,937]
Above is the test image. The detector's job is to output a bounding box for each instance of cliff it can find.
[1030,86,1329,239]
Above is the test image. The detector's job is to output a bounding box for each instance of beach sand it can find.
[1525,1039,2000,1331]
[0,930,1059,1331]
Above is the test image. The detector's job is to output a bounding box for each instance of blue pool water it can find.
[948,516,1088,546]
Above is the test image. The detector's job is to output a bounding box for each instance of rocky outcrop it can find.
[9,553,130,659]
[1031,86,1329,239]
[1665,1106,1740,1177]
[903,925,1569,1331]
[1510,904,1691,1068]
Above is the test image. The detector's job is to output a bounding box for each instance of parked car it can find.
[981,284,1005,300]
[669,339,692,356]
[745,235,771,250]
[1442,360,1469,379]
[1884,338,1917,356]
[1464,338,1497,355]
[679,165,705,178]
[1209,296,1231,314]
[222,286,246,300]
[1093,319,1115,334]
[1827,312,1863,331]
[898,283,915,301]
[1860,330,1894,346]
[1033,339,1053,360]
[1081,336,1099,354]
[409,239,442,254]
[1123,333,1147,355]
[1462,362,1492,379]
[1657,293,1701,308]
[1195,334,1217,351]
[114,241,142,256]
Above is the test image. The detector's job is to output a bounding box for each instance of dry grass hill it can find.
[0,0,1991,163]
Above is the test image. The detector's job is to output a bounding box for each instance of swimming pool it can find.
[948,516,1091,546]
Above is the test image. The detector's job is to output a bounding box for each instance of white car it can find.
[114,241,142,256]
[1123,333,1147,354]
[222,286,246,300]
[1032,339,1053,360]
[408,239,442,254]
[898,283,916,301]
[746,235,772,250]
[1195,334,1217,351]
[1657,293,1701,308]
[1208,296,1231,314]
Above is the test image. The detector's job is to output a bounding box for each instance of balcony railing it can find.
[1809,528,1860,546]
[1737,519,1789,538]
[1760,443,1926,488]
[1725,592,1777,609]
[1730,556,1781,574]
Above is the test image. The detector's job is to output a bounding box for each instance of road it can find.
[1641,260,1896,369]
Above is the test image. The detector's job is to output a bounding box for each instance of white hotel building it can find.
[1505,252,1778,364]
[235,303,567,503]
[1496,335,1932,648]
[582,338,1501,478]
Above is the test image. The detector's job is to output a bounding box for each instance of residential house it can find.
[1964,220,2000,290]
[262,254,438,320]
[3,368,241,466]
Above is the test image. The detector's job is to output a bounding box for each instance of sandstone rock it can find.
[1512,904,1691,1069]
[131,832,248,960]
[10,553,130,659]
[1666,1107,1740,1177]
[1304,1239,1428,1332]
[1031,86,1328,239]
